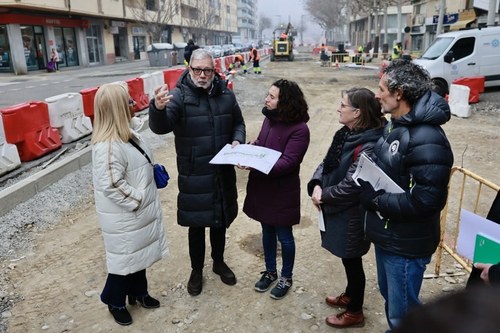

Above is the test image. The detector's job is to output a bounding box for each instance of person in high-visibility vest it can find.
[391,42,402,61]
[250,46,261,74]
[227,53,247,75]
[280,32,287,41]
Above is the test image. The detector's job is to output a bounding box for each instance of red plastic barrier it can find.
[453,76,485,93]
[0,102,61,162]
[163,68,185,92]
[452,76,485,104]
[126,78,149,113]
[227,80,233,90]
[80,86,99,124]
[215,58,222,74]
[224,56,234,70]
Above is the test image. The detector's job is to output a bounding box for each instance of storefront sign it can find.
[0,13,88,28]
[432,13,459,25]
[110,21,126,28]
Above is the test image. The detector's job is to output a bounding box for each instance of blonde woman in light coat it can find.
[92,83,168,326]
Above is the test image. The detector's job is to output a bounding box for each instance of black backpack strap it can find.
[129,139,152,165]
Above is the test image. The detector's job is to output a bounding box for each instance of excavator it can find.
[270,22,294,62]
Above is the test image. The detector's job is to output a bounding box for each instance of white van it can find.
[413,26,500,95]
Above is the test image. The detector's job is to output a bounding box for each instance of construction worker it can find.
[391,42,402,61]
[250,46,261,74]
[226,53,247,75]
[280,32,287,41]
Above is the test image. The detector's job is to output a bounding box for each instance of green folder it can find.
[473,234,500,264]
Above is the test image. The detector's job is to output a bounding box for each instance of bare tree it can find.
[258,15,272,41]
[182,0,220,45]
[304,0,349,44]
[127,0,179,43]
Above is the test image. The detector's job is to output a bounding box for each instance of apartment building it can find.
[0,0,238,74]
[410,0,499,52]
[234,0,257,44]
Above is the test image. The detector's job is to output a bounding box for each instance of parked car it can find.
[222,44,235,56]
[203,45,222,58]
[233,43,243,53]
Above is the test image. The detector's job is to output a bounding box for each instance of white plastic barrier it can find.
[45,92,93,143]
[449,84,471,118]
[141,71,164,100]
[0,115,21,176]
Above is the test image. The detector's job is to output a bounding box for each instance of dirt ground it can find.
[2,57,500,333]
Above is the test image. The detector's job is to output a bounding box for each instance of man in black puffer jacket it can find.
[358,59,454,332]
[149,49,245,297]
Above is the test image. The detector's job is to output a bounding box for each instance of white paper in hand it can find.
[352,153,404,193]
[318,207,325,232]
[209,144,281,174]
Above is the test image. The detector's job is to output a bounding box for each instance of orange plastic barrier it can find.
[126,78,149,113]
[452,76,485,104]
[80,86,99,124]
[163,68,185,92]
[0,102,61,162]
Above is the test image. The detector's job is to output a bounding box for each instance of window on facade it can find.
[146,0,156,11]
[226,5,230,13]
[0,25,11,70]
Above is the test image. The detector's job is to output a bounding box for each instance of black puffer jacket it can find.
[308,127,383,258]
[364,91,454,258]
[149,70,246,228]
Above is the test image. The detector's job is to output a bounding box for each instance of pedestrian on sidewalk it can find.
[308,87,385,328]
[241,79,310,300]
[149,48,246,296]
[91,83,168,326]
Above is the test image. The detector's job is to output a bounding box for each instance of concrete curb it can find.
[0,145,92,217]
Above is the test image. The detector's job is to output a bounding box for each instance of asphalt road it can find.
[0,59,164,109]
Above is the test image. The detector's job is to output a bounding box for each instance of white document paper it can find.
[456,209,500,261]
[209,144,282,175]
[318,208,325,232]
[352,153,404,194]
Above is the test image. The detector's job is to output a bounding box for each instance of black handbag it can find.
[129,139,169,189]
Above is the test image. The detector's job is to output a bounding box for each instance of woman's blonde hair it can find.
[91,83,132,144]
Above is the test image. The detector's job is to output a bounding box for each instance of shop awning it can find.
[450,9,476,31]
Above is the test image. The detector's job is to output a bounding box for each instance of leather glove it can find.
[358,179,385,211]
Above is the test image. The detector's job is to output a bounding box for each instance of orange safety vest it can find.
[235,54,244,62]
[251,48,260,61]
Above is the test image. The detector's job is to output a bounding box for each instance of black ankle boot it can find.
[187,269,203,296]
[108,305,132,326]
[137,295,160,309]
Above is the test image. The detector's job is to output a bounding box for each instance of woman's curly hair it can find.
[273,79,309,122]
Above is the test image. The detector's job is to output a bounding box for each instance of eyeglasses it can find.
[190,66,215,76]
[340,102,356,110]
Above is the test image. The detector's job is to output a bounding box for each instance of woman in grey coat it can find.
[308,88,385,328]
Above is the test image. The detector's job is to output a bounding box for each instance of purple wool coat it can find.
[243,114,310,227]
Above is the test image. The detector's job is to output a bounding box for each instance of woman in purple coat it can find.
[242,79,310,300]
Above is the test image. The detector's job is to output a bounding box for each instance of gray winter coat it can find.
[149,70,246,228]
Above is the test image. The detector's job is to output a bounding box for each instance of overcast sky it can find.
[256,0,322,43]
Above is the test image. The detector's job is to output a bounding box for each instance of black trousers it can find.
[342,257,366,312]
[188,226,226,271]
[100,269,148,308]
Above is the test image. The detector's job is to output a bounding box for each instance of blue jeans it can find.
[261,223,295,279]
[375,246,431,332]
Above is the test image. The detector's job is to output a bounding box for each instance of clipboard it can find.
[473,233,500,264]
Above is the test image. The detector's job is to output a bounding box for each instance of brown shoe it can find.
[325,310,365,328]
[325,293,351,308]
